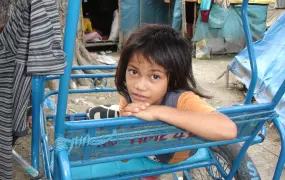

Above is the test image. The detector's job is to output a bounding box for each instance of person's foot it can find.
[27,106,32,129]
[27,115,32,129]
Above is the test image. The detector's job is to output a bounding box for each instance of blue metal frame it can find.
[53,0,82,178]
[31,76,45,170]
[272,117,285,179]
[241,0,258,105]
[29,0,285,179]
[46,73,115,80]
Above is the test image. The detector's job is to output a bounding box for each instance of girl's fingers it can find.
[122,103,150,116]
[125,103,148,111]
[121,111,132,116]
[123,106,140,113]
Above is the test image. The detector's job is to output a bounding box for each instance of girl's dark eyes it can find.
[151,74,160,80]
[127,69,138,75]
[127,68,161,80]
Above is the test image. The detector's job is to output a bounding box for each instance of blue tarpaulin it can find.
[193,4,267,53]
[120,0,183,36]
[231,13,285,128]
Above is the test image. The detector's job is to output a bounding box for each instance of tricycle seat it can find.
[71,148,210,180]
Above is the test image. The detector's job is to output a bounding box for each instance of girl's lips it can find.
[131,93,148,101]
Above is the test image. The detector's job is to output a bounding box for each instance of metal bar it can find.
[70,136,250,167]
[172,173,179,180]
[235,117,275,125]
[183,170,192,180]
[41,134,52,179]
[241,0,258,104]
[58,151,72,180]
[65,116,155,130]
[208,149,228,177]
[108,161,215,180]
[12,149,39,177]
[217,103,273,114]
[71,65,117,70]
[226,121,266,179]
[46,73,115,80]
[46,113,87,120]
[272,118,285,180]
[44,88,117,100]
[40,107,52,179]
[271,80,285,109]
[40,77,46,103]
[54,0,81,178]
[250,130,265,145]
[31,76,43,170]
[64,113,269,130]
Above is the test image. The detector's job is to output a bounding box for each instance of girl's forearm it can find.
[155,106,237,141]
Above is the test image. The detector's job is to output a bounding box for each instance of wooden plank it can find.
[166,0,198,2]
[185,0,198,2]
[229,0,275,4]
[193,3,197,37]
[85,41,118,48]
[118,0,122,51]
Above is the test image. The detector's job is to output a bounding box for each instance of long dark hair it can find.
[115,24,209,98]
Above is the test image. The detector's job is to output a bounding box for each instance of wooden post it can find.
[193,2,197,37]
[118,0,122,51]
[182,0,186,37]
[140,0,142,27]
[80,4,85,43]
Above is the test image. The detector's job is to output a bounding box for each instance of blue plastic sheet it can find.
[120,0,140,35]
[193,5,267,52]
[172,0,182,31]
[43,97,56,112]
[120,0,182,35]
[141,0,169,26]
[231,13,285,129]
[200,0,212,11]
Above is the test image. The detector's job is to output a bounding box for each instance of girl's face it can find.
[125,53,169,105]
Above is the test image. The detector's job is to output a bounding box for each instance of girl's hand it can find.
[121,104,160,121]
[121,103,149,116]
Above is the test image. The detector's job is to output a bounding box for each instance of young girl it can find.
[115,25,237,179]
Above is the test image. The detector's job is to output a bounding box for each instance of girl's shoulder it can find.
[175,91,216,112]
[162,90,187,108]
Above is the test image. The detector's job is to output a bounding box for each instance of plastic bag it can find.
[43,97,56,113]
[200,0,211,10]
[108,9,119,41]
[196,39,210,59]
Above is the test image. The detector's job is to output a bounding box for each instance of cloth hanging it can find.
[201,0,214,23]
[276,0,285,8]
[0,0,65,178]
[214,0,230,9]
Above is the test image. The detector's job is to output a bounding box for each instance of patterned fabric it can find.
[0,0,65,178]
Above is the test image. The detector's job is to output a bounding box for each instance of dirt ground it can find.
[12,55,285,179]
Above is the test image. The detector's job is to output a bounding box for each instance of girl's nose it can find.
[134,77,147,91]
